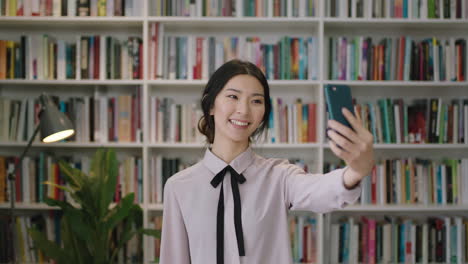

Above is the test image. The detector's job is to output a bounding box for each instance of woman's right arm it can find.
[159,180,191,264]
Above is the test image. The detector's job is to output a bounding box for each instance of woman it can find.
[160,59,374,264]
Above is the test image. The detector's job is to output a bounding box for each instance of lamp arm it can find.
[7,123,41,263]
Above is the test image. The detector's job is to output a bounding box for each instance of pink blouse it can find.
[160,147,361,264]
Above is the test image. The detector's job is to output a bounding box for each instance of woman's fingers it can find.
[327,129,354,153]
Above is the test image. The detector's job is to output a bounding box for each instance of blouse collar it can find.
[203,146,255,176]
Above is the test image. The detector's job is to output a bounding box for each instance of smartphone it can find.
[324,84,354,130]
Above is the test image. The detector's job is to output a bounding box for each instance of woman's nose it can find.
[236,100,250,114]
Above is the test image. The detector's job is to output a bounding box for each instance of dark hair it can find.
[198,59,271,144]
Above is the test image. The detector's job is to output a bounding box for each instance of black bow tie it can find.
[210,165,246,264]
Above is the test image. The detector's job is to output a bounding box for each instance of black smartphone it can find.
[324,84,354,130]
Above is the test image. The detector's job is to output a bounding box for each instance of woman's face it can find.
[210,74,266,146]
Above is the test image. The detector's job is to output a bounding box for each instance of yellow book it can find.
[98,0,106,16]
[0,40,6,79]
[49,41,54,80]
[400,160,406,204]
[8,0,17,16]
[7,41,15,79]
[16,217,26,262]
[296,99,302,143]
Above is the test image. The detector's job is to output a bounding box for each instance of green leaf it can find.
[141,228,161,238]
[43,181,74,194]
[60,218,90,264]
[28,228,69,262]
[104,193,136,231]
[43,197,74,210]
[101,149,118,217]
[58,160,86,189]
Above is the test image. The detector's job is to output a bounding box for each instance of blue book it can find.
[399,223,405,263]
[138,158,143,203]
[403,36,412,81]
[437,166,442,204]
[403,0,408,18]
[299,38,305,80]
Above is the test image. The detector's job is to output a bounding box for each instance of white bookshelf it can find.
[1,0,468,263]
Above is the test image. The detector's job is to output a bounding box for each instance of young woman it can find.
[160,59,374,264]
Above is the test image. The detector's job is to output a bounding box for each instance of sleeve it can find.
[159,180,191,264]
[283,162,362,213]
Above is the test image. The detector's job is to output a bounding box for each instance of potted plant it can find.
[28,149,160,263]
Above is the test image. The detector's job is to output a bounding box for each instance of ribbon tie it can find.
[210,165,246,264]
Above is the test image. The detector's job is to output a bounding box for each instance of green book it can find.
[387,99,395,143]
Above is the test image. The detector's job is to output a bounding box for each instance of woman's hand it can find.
[327,108,375,189]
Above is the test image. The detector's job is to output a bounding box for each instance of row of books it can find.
[328,36,467,82]
[149,156,193,203]
[0,213,142,263]
[149,23,319,80]
[265,98,317,144]
[350,98,468,144]
[0,35,143,80]
[149,96,204,144]
[153,0,317,17]
[0,91,142,143]
[0,213,61,263]
[0,153,143,204]
[361,158,468,206]
[290,215,318,263]
[0,0,141,17]
[330,216,468,263]
[327,0,468,19]
[147,215,162,262]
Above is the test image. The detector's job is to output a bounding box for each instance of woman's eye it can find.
[227,95,238,99]
[253,99,263,104]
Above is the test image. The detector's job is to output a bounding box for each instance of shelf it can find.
[148,16,320,32]
[148,79,320,86]
[324,143,468,150]
[337,204,468,213]
[0,16,144,28]
[0,79,144,86]
[324,18,468,31]
[0,203,59,210]
[147,204,164,211]
[324,80,468,87]
[0,142,144,149]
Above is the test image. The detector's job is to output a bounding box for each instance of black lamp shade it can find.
[39,94,75,143]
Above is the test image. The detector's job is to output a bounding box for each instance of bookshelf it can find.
[1,0,468,263]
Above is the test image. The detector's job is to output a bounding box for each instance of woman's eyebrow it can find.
[225,88,264,97]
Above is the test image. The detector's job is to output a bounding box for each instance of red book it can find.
[109,97,115,141]
[139,42,143,79]
[131,95,136,142]
[368,219,376,264]
[195,38,203,79]
[93,36,100,79]
[398,37,405,80]
[371,166,377,204]
[14,158,21,202]
[307,103,316,142]
[303,225,308,262]
[361,217,369,263]
[457,45,464,81]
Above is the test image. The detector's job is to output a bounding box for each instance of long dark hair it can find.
[198,59,271,144]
